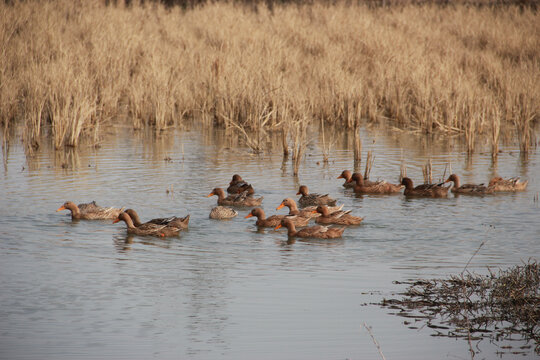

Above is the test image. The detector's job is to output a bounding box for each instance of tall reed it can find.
[353,121,362,171]
[491,107,501,158]
[290,117,308,176]
[364,151,374,180]
[422,159,433,184]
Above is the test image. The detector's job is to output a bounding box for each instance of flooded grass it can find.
[0,0,538,153]
[378,260,540,356]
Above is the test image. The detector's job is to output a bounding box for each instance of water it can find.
[1,124,538,359]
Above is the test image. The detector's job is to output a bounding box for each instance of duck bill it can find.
[337,175,343,179]
[311,210,318,214]
[56,206,66,212]
[206,192,214,197]
[274,224,282,230]
[244,214,253,219]
[295,192,301,195]
[276,203,285,210]
[112,218,120,224]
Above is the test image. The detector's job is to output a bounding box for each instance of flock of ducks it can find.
[56,172,528,239]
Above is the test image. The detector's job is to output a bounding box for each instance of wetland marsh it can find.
[1,125,538,359]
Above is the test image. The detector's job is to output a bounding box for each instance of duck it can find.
[401,177,450,197]
[444,174,493,194]
[56,201,123,220]
[245,207,310,228]
[296,185,337,207]
[275,218,345,239]
[348,173,403,194]
[227,174,250,194]
[124,209,190,229]
[488,176,528,192]
[236,183,255,196]
[276,198,343,218]
[337,170,356,188]
[313,205,364,225]
[337,170,377,188]
[113,212,181,237]
[207,187,263,207]
[209,206,238,219]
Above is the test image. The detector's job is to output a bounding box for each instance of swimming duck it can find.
[488,176,528,192]
[296,185,337,207]
[337,170,356,188]
[337,170,377,188]
[209,206,238,219]
[113,212,181,237]
[275,218,345,239]
[245,207,310,228]
[276,198,343,218]
[444,174,493,194]
[207,187,263,207]
[236,183,255,196]
[227,174,250,194]
[313,205,364,225]
[56,201,123,220]
[348,173,403,194]
[124,209,190,229]
[277,198,320,218]
[401,177,450,197]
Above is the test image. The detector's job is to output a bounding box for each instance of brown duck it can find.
[209,206,238,219]
[337,170,377,188]
[488,176,528,192]
[444,174,493,195]
[275,218,345,239]
[297,185,337,207]
[236,183,255,196]
[56,201,123,220]
[227,174,250,194]
[337,170,356,188]
[313,205,364,225]
[207,187,263,207]
[124,209,190,229]
[245,207,310,228]
[401,177,450,197]
[348,173,403,194]
[113,212,181,237]
[276,198,343,218]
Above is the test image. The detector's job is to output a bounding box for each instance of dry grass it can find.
[1,0,538,152]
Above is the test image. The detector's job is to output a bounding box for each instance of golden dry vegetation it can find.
[1,0,538,154]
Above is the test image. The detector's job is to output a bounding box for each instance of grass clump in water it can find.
[379,260,540,356]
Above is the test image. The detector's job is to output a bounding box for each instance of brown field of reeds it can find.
[0,0,538,154]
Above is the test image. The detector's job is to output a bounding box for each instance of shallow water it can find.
[1,124,538,359]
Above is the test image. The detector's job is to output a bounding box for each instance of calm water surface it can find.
[1,125,538,359]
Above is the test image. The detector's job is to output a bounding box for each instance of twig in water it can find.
[462,240,486,275]
[281,126,289,158]
[320,117,335,164]
[362,323,386,360]
[400,151,406,182]
[466,316,475,360]
[353,120,362,171]
[422,158,433,184]
[442,162,451,182]
[364,150,374,180]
